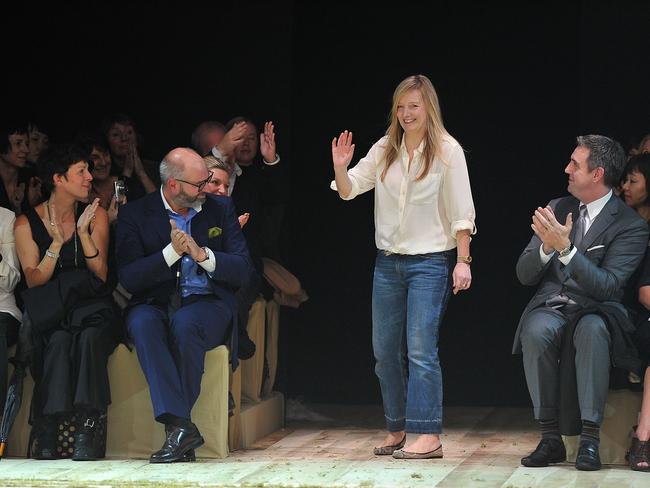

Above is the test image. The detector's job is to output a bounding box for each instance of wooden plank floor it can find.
[0,404,647,487]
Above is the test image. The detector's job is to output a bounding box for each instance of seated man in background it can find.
[514,135,648,471]
[116,147,251,463]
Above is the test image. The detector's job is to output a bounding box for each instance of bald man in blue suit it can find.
[116,147,252,463]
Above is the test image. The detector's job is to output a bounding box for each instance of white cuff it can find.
[163,243,182,267]
[263,154,280,165]
[198,247,216,273]
[539,244,555,264]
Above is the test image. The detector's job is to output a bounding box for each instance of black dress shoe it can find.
[150,424,204,464]
[575,440,601,471]
[163,424,196,462]
[521,438,566,467]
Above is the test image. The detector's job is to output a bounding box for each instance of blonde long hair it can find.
[381,75,449,181]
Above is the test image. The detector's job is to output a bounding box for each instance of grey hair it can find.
[159,157,185,185]
[203,154,232,175]
[576,134,626,188]
[190,120,226,153]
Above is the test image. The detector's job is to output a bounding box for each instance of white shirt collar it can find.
[160,186,203,214]
[582,190,612,221]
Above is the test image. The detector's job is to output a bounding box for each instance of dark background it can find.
[5,1,650,407]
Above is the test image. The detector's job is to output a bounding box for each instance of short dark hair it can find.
[576,134,626,188]
[0,121,28,154]
[623,153,650,206]
[100,113,137,137]
[39,143,92,193]
[225,116,255,132]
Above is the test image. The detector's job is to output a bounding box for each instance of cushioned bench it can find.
[6,343,230,459]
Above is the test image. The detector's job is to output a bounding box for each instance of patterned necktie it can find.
[573,204,588,248]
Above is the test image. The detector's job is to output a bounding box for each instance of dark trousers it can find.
[126,296,231,422]
[36,324,119,416]
[0,311,19,415]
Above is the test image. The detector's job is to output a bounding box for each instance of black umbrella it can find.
[0,315,33,460]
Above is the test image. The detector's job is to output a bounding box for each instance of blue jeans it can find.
[372,250,454,434]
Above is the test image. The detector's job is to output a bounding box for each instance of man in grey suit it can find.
[514,135,648,471]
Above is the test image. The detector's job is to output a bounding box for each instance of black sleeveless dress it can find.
[24,207,121,418]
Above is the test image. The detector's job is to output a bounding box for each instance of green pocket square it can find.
[208,226,222,238]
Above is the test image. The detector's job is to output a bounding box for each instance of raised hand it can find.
[77,198,101,235]
[260,121,276,162]
[107,194,126,225]
[332,130,355,170]
[218,121,247,161]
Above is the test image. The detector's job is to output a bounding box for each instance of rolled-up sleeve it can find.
[443,144,477,238]
[329,141,382,200]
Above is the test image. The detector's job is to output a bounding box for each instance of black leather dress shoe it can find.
[150,424,204,464]
[575,440,601,471]
[521,438,566,467]
[163,424,196,462]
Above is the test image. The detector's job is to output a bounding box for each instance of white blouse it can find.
[0,208,22,321]
[331,134,476,254]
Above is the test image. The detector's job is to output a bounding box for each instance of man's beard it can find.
[174,187,206,208]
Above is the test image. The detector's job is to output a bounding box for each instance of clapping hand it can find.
[47,199,65,245]
[77,198,100,235]
[531,206,572,253]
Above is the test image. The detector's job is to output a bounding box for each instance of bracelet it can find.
[457,255,472,264]
[84,249,100,259]
[45,249,59,260]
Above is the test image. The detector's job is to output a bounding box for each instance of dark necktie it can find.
[573,204,588,248]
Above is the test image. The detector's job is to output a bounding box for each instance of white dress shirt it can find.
[539,190,613,264]
[0,208,22,321]
[331,134,476,254]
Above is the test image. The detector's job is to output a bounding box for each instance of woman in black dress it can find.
[14,143,121,461]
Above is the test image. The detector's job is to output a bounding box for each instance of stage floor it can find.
[0,405,646,487]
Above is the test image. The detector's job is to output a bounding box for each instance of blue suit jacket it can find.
[115,191,252,368]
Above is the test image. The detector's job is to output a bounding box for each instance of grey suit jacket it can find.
[512,194,649,354]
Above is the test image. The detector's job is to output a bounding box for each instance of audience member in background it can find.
[26,121,49,167]
[195,119,247,162]
[331,74,476,460]
[116,148,252,463]
[191,120,226,157]
[100,113,158,201]
[0,122,32,213]
[83,138,126,225]
[217,117,286,261]
[629,133,650,157]
[0,207,21,414]
[203,154,256,359]
[515,135,648,471]
[14,143,121,461]
[619,153,650,472]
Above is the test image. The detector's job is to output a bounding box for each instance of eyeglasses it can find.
[175,171,213,192]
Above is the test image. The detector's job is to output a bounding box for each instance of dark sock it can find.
[580,420,600,447]
[159,413,193,430]
[539,418,561,441]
